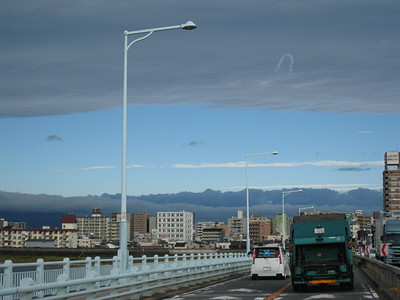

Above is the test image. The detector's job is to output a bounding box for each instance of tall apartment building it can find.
[355,210,373,231]
[228,210,247,240]
[383,152,400,213]
[249,216,272,243]
[131,210,156,237]
[157,211,194,243]
[75,208,131,246]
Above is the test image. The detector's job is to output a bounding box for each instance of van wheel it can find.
[251,274,258,280]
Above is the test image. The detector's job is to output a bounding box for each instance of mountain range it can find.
[0,188,382,229]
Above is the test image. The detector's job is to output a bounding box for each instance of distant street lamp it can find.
[281,189,302,246]
[119,21,197,272]
[245,151,278,253]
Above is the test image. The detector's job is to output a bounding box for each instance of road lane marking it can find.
[264,282,291,300]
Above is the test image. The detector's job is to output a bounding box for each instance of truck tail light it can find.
[347,240,352,249]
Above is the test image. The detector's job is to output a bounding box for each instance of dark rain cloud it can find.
[336,167,371,172]
[185,141,203,147]
[46,135,63,142]
[1,1,400,118]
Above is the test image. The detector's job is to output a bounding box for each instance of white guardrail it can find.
[0,253,251,300]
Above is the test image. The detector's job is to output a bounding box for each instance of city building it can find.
[228,210,247,241]
[0,218,27,229]
[195,221,225,241]
[157,211,194,243]
[75,208,131,247]
[383,152,400,213]
[0,227,78,248]
[249,216,272,244]
[131,210,156,236]
[201,228,224,242]
[355,211,373,231]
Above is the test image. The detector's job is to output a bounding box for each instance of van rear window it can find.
[254,248,279,258]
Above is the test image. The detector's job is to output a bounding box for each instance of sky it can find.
[1,0,400,198]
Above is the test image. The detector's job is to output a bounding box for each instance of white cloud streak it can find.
[80,166,116,170]
[80,164,146,170]
[79,160,383,171]
[170,160,383,169]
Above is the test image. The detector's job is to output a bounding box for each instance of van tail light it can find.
[278,251,282,264]
[253,250,256,264]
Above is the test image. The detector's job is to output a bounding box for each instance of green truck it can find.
[289,213,354,291]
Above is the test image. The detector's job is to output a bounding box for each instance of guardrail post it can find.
[36,258,44,298]
[3,260,13,300]
[140,255,147,271]
[128,255,134,271]
[63,257,70,279]
[111,255,119,275]
[112,255,119,270]
[85,257,92,274]
[94,256,101,276]
[109,266,120,297]
[56,273,69,296]
[85,269,99,300]
[19,277,35,300]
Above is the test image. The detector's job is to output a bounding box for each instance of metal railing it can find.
[0,252,251,299]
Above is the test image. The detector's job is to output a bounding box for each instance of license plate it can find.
[263,267,271,271]
[314,228,325,234]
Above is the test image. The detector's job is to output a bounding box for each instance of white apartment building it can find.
[157,211,194,243]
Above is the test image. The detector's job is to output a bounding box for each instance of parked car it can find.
[251,244,290,280]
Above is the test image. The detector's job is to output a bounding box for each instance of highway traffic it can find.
[164,266,389,300]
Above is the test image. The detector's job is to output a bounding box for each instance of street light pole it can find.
[281,189,302,247]
[120,21,196,272]
[245,151,278,253]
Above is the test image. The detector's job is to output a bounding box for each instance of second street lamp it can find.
[245,151,278,253]
[119,21,197,273]
[281,189,302,247]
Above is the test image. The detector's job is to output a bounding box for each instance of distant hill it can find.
[0,188,382,228]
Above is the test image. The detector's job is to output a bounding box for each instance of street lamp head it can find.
[181,21,197,30]
[272,151,278,155]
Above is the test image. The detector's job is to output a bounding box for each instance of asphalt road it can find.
[163,267,390,300]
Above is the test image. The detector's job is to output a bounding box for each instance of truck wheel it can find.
[292,284,300,292]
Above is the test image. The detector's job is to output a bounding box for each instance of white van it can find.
[251,244,290,280]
